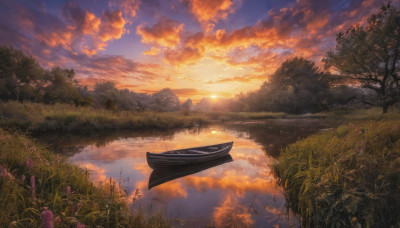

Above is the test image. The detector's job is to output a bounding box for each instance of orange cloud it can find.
[35,31,73,49]
[63,3,101,35]
[164,47,203,66]
[110,0,140,19]
[136,18,184,48]
[184,0,239,23]
[208,74,266,84]
[82,12,101,35]
[143,47,160,56]
[99,10,126,43]
[60,3,127,55]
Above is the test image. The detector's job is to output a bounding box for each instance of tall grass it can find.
[0,102,287,133]
[0,101,210,132]
[273,119,400,227]
[0,128,170,227]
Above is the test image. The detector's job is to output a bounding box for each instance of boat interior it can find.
[163,145,224,154]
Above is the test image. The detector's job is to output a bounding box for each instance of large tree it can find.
[260,57,331,113]
[323,3,400,113]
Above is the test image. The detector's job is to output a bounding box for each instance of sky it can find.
[1,0,399,102]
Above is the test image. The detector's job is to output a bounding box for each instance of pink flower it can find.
[76,222,85,228]
[31,176,35,190]
[26,158,33,169]
[67,186,71,195]
[40,207,54,228]
[54,216,61,224]
[0,164,7,177]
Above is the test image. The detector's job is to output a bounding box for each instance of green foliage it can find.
[324,3,400,113]
[0,129,171,227]
[0,45,44,102]
[274,120,400,227]
[43,67,82,105]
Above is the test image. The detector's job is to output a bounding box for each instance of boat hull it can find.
[146,142,233,169]
[148,155,233,189]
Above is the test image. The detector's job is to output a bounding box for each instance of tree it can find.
[181,98,193,114]
[262,57,331,113]
[195,97,212,111]
[323,3,400,113]
[43,67,82,105]
[150,88,180,112]
[0,45,44,102]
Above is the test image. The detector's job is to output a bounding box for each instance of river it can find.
[37,119,334,227]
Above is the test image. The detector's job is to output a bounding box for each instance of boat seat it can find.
[188,150,209,154]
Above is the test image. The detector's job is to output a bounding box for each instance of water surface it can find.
[39,119,333,227]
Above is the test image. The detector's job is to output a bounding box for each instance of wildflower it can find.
[0,164,7,177]
[76,221,85,228]
[54,216,61,224]
[31,176,36,198]
[26,158,33,169]
[40,207,54,228]
[31,176,35,190]
[76,202,82,213]
[360,141,366,154]
[67,186,71,195]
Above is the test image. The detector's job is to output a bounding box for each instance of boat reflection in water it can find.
[148,155,233,189]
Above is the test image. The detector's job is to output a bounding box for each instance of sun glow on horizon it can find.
[211,95,218,99]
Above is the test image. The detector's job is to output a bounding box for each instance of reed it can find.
[273,119,400,227]
[0,128,170,227]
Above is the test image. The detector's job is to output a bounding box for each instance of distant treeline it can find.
[0,45,379,114]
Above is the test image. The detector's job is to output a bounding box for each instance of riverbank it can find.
[0,128,170,227]
[273,118,400,227]
[0,101,286,133]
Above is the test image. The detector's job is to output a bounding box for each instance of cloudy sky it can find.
[0,0,398,101]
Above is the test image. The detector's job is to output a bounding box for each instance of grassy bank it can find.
[0,128,170,227]
[0,101,286,133]
[273,119,400,227]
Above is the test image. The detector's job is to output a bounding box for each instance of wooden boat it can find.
[148,154,233,189]
[146,141,233,169]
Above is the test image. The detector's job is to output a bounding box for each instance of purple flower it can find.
[67,186,71,195]
[40,207,54,228]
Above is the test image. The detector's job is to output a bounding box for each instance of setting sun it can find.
[211,95,218,99]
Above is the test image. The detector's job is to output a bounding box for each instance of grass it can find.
[0,101,210,132]
[0,128,170,227]
[322,106,400,121]
[0,101,286,133]
[273,119,400,227]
